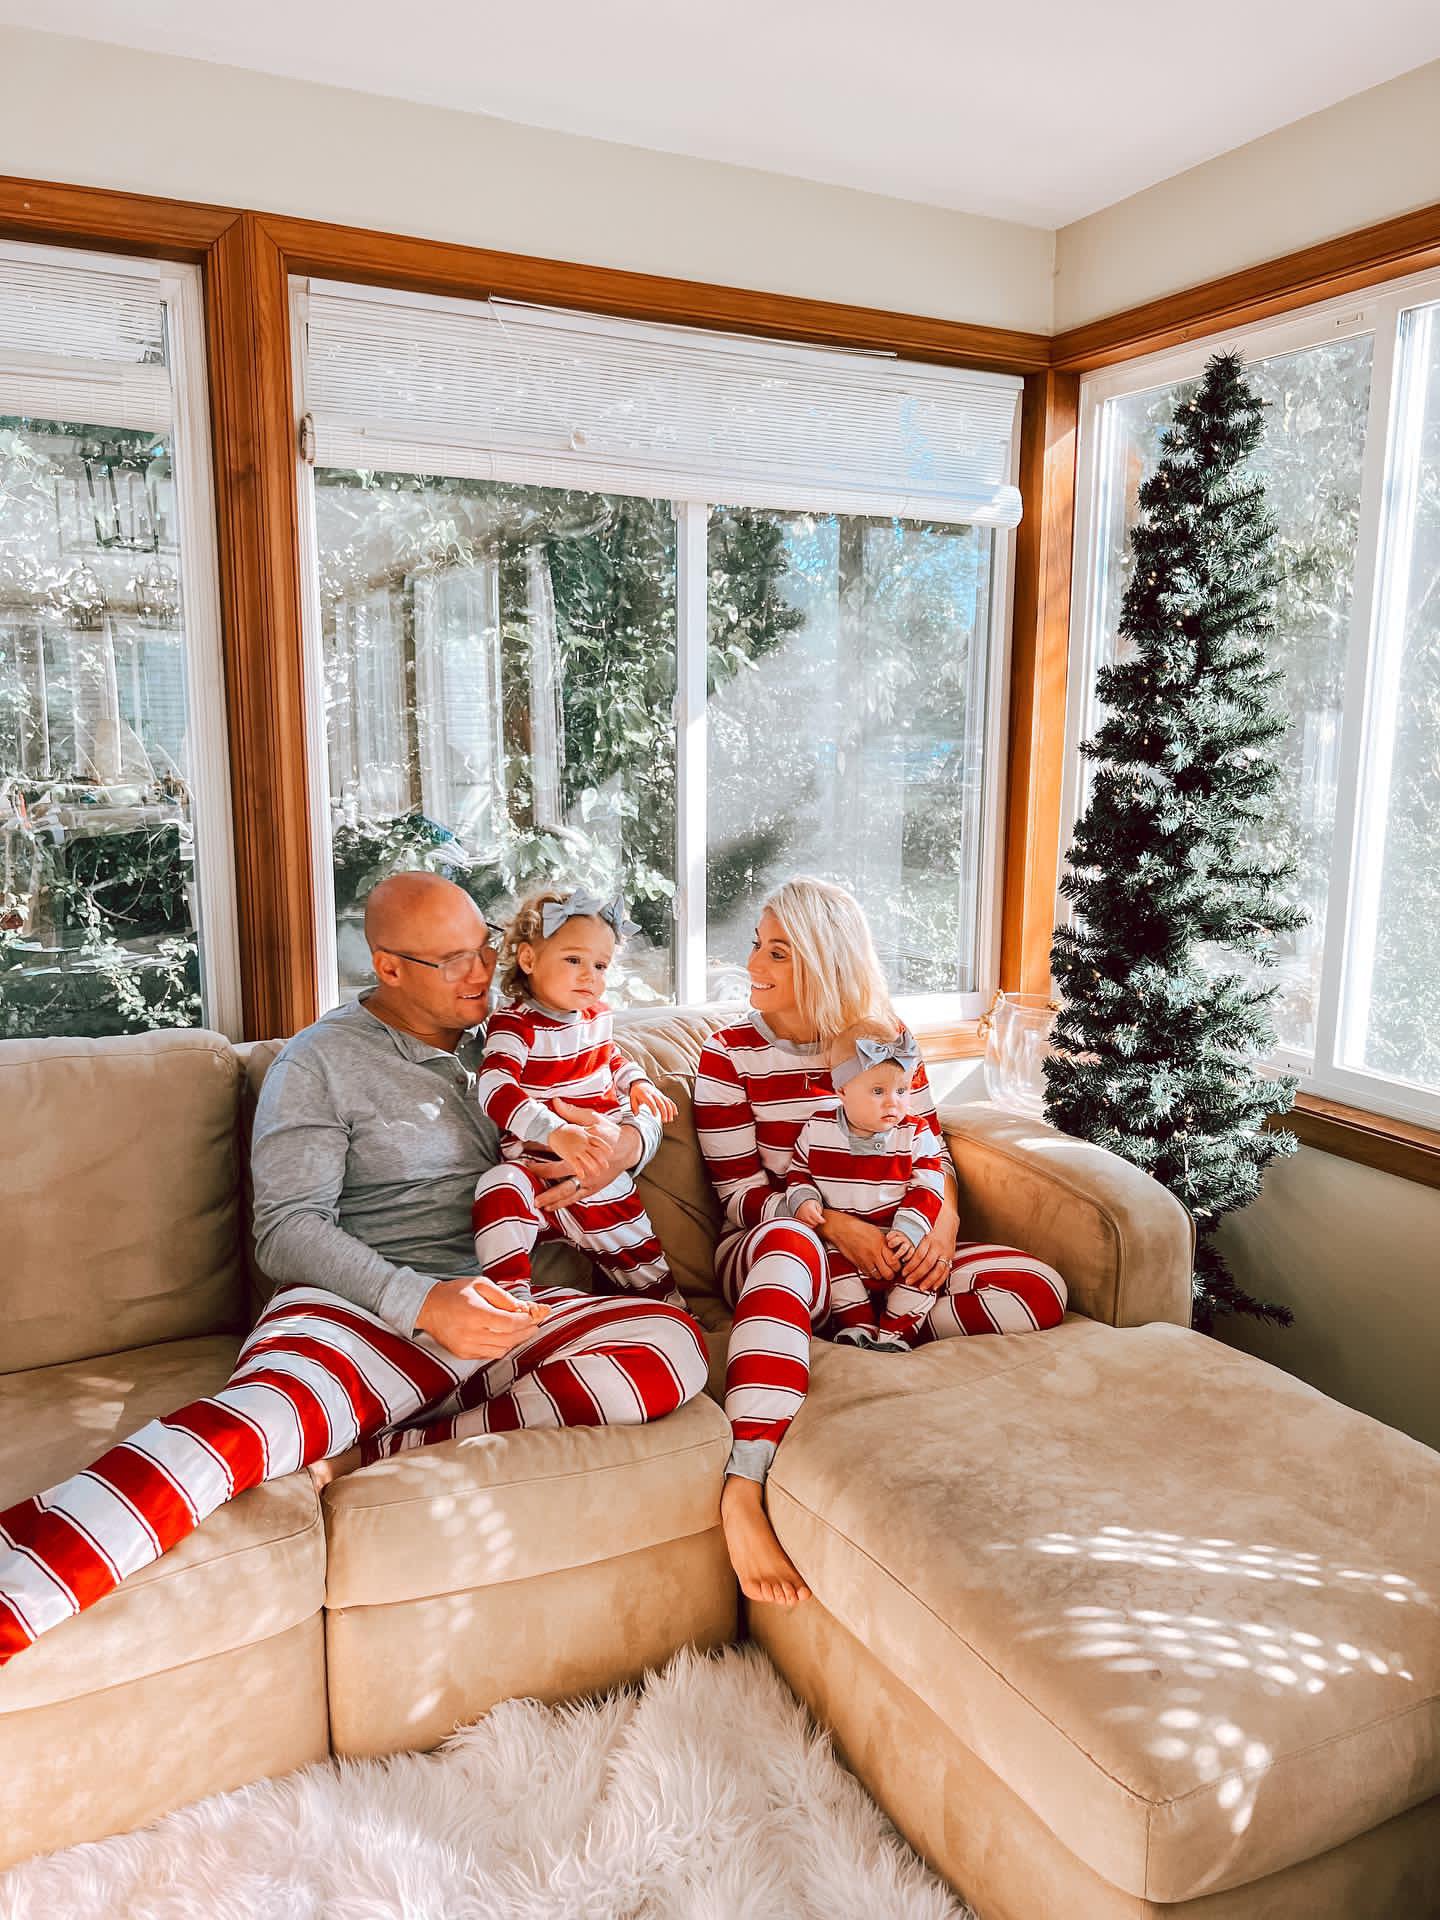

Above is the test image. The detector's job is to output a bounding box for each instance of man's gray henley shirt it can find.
[250,995,660,1337]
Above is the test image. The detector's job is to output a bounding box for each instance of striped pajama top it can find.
[693,1012,943,1239]
[785,1098,946,1248]
[477,996,648,1159]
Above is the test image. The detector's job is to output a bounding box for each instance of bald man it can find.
[0,873,710,1665]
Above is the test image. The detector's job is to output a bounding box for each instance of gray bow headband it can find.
[539,888,639,941]
[832,1027,920,1089]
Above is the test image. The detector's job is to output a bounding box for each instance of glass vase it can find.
[980,992,1058,1118]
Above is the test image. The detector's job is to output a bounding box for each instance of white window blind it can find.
[301,283,1024,528]
[0,250,171,432]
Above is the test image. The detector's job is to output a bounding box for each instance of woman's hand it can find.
[899,1202,960,1292]
[820,1210,901,1282]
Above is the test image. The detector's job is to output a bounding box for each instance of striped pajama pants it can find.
[473,1162,677,1302]
[0,1282,709,1666]
[718,1222,1067,1457]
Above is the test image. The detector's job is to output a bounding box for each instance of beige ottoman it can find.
[753,1318,1440,1918]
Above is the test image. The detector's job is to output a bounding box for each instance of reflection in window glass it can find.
[705,508,993,996]
[313,472,677,1003]
[1349,303,1440,1092]
[0,419,204,1035]
[1087,336,1374,1055]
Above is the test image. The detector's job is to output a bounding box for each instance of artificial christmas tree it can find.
[1047,350,1302,1331]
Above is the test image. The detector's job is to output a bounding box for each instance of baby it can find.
[786,1023,946,1351]
[470,886,682,1305]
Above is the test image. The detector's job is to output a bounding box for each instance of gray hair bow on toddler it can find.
[540,888,640,941]
[832,1026,920,1089]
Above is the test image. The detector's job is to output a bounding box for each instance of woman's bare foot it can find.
[721,1475,811,1608]
[308,1445,361,1490]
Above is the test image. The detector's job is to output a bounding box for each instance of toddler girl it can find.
[472,886,682,1304]
[786,1023,946,1350]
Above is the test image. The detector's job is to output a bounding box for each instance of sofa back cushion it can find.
[613,1007,729,1325]
[1,1030,246,1373]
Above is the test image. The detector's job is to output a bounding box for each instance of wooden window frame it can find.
[1,170,1436,1176]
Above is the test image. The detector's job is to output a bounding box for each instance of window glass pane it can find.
[705,507,993,998]
[1347,303,1440,1093]
[0,415,206,1036]
[1086,335,1374,1055]
[313,472,677,1005]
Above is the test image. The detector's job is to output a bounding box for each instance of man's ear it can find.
[371,948,403,988]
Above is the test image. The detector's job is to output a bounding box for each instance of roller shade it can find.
[301,283,1024,528]
[0,250,171,432]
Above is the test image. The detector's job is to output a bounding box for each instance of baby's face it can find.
[840,1064,910,1134]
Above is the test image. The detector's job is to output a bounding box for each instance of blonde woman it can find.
[695,877,1067,1608]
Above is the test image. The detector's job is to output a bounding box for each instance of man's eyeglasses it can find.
[382,944,496,984]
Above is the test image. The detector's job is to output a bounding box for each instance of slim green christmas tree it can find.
[1047,351,1302,1331]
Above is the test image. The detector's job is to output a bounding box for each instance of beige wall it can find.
[1216,1148,1440,1455]
[0,26,1054,334]
[1054,58,1440,330]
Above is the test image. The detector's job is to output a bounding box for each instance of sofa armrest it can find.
[939,1100,1194,1329]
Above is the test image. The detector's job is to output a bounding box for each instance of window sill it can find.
[1271,1093,1440,1191]
[911,1018,987,1062]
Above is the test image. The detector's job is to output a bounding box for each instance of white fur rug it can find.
[1,1647,971,1920]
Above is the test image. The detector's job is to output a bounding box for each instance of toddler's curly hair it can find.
[497,886,628,999]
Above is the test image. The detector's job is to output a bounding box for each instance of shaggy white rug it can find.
[1,1646,971,1920]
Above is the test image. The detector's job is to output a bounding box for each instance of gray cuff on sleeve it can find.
[890,1208,929,1249]
[725,1437,778,1483]
[379,1266,440,1339]
[620,1107,662,1170]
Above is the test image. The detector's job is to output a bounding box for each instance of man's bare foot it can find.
[308,1445,361,1489]
[721,1475,811,1609]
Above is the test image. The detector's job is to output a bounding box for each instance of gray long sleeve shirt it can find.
[250,996,660,1336]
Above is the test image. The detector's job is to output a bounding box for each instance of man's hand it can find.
[820,1210,901,1282]
[531,1098,643,1210]
[414,1276,542,1360]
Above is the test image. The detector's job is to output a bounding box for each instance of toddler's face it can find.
[839,1063,910,1135]
[520,916,616,1011]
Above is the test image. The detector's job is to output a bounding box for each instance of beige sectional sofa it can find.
[3,1015,1438,1920]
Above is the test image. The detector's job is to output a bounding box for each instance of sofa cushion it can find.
[0,1031,246,1373]
[322,1389,731,1607]
[764,1318,1440,1904]
[0,1337,325,1712]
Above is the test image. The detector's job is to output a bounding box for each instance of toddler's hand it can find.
[795,1198,825,1228]
[885,1229,913,1258]
[550,1122,610,1182]
[630,1081,677,1124]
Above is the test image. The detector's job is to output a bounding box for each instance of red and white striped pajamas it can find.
[0,1283,708,1665]
[473,999,676,1302]
[785,1098,947,1344]
[695,1015,1067,1479]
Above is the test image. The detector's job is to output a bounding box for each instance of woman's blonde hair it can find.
[497,886,623,999]
[759,876,895,1049]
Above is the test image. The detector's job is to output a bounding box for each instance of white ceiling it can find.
[6,0,1440,228]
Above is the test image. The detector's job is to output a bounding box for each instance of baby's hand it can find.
[795,1198,825,1228]
[630,1081,677,1124]
[549,1121,609,1182]
[885,1229,913,1258]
